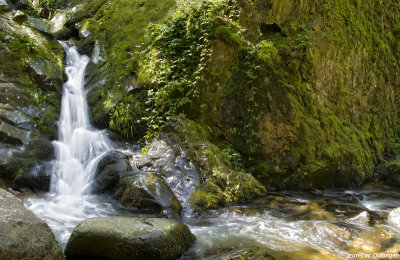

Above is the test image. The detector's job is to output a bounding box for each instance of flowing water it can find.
[23,45,400,259]
[25,44,121,246]
[182,185,400,259]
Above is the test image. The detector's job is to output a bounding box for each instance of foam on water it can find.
[25,44,117,247]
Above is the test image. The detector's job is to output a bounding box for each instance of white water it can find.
[25,44,118,246]
[52,43,112,195]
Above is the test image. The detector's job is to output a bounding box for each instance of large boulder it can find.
[144,122,267,213]
[93,150,182,219]
[135,137,200,215]
[118,172,182,219]
[92,150,132,194]
[64,217,195,260]
[3,138,54,191]
[0,188,64,259]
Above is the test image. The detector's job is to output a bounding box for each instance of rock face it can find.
[64,217,195,260]
[76,0,400,190]
[0,2,63,188]
[0,188,64,259]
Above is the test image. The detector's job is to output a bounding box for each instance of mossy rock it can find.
[92,150,132,194]
[0,189,64,259]
[120,172,182,219]
[64,217,195,260]
[4,138,54,191]
[160,120,266,212]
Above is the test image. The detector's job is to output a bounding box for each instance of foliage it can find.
[141,0,241,140]
[221,147,243,171]
[109,94,145,139]
[8,37,39,57]
[37,0,64,19]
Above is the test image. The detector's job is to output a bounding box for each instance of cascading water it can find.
[52,42,112,195]
[25,44,119,246]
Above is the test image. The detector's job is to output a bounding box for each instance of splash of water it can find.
[25,44,117,246]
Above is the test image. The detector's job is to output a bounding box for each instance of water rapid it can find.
[25,44,119,246]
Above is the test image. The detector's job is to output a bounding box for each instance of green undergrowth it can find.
[81,0,176,138]
[138,0,242,140]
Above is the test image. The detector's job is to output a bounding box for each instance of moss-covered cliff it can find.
[49,0,400,191]
[0,2,64,187]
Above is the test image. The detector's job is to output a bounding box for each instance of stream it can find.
[22,44,400,259]
[182,185,400,259]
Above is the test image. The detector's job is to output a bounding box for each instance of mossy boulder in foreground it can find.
[0,188,64,260]
[64,217,195,260]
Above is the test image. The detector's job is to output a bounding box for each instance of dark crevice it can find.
[260,23,282,35]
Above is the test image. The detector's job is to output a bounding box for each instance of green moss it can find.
[214,25,243,47]
[86,0,176,83]
[375,158,400,186]
[189,185,225,212]
[79,0,176,135]
[203,0,400,189]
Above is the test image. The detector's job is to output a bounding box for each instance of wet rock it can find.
[119,172,182,219]
[347,211,371,225]
[26,16,51,35]
[0,188,64,259]
[388,207,400,228]
[49,0,107,39]
[92,150,132,194]
[93,150,182,218]
[0,2,11,13]
[49,12,68,38]
[2,138,54,190]
[14,161,52,191]
[64,217,195,260]
[12,10,26,22]
[135,137,200,213]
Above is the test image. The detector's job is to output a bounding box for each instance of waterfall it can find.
[51,43,113,196]
[25,44,118,246]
